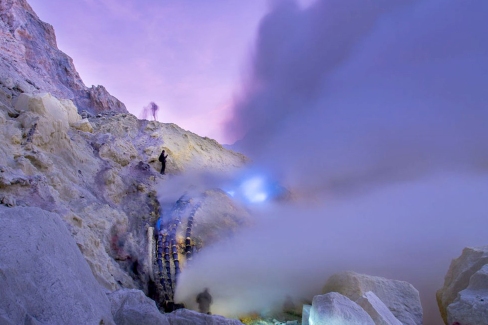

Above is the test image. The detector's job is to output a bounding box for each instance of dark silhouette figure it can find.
[150,102,159,120]
[196,288,213,314]
[159,150,168,174]
[140,102,160,121]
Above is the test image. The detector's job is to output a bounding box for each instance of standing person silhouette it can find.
[150,102,159,120]
[196,288,213,314]
[159,149,168,174]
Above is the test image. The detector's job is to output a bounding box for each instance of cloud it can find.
[175,1,488,323]
[175,172,488,322]
[226,0,488,195]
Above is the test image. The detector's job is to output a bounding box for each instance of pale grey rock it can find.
[166,309,242,325]
[446,264,488,324]
[310,292,374,325]
[302,305,311,325]
[356,291,402,325]
[436,245,488,324]
[108,289,169,325]
[322,271,422,325]
[0,206,114,325]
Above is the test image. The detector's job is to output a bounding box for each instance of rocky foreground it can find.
[1,0,487,324]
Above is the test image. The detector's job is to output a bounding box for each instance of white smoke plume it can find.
[176,1,488,323]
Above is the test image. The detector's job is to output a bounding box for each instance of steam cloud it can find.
[227,0,488,195]
[175,1,488,323]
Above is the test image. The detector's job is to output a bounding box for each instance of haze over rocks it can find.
[1,0,487,324]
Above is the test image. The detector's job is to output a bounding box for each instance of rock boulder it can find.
[322,271,422,325]
[437,245,488,324]
[356,291,402,325]
[310,292,374,325]
[108,289,169,325]
[0,206,114,325]
[446,264,488,325]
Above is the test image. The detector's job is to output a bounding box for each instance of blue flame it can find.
[240,176,268,203]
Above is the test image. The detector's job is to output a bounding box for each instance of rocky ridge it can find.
[0,0,126,114]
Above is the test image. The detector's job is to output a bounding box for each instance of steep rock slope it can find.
[0,92,248,293]
[0,1,255,322]
[0,0,126,113]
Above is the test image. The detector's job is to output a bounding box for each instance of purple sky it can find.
[27,0,316,143]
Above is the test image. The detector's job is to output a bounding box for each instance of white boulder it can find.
[310,292,374,325]
[446,264,488,325]
[15,93,70,128]
[356,291,402,325]
[60,98,82,125]
[436,245,488,323]
[322,271,422,325]
[302,305,311,325]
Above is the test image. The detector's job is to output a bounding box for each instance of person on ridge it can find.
[196,288,213,315]
[150,102,159,121]
[159,149,168,175]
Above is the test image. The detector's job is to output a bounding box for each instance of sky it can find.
[27,0,278,143]
[27,1,488,324]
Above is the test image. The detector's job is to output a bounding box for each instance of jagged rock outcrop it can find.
[437,245,488,325]
[322,271,422,325]
[310,292,375,325]
[0,206,115,325]
[0,0,126,114]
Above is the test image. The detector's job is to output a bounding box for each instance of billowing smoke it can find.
[227,0,488,196]
[175,0,488,323]
[176,173,488,322]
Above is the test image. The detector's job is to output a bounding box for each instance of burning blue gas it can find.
[225,174,285,204]
[240,176,269,203]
